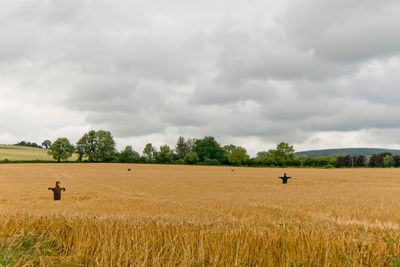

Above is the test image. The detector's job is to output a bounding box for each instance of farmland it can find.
[0,164,400,266]
[0,145,79,162]
[0,145,53,161]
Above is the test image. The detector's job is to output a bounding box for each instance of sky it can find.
[1,0,400,156]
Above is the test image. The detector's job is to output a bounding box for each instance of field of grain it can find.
[0,164,399,266]
[0,145,54,161]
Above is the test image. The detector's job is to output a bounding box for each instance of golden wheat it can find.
[0,164,399,266]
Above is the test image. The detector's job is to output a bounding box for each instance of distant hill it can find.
[0,145,81,162]
[295,148,400,158]
[0,145,54,161]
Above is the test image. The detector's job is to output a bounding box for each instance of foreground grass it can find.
[0,214,399,266]
[0,223,78,266]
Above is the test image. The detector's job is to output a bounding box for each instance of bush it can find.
[174,159,185,165]
[202,157,220,166]
[184,152,199,165]
[15,141,41,148]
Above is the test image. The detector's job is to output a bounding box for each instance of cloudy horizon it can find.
[1,0,400,156]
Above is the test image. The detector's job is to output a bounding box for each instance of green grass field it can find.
[0,145,55,161]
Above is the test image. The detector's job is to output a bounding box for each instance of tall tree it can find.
[369,152,392,167]
[228,147,249,165]
[194,136,225,163]
[48,137,74,162]
[76,130,116,162]
[256,151,273,165]
[383,154,395,167]
[155,145,174,163]
[175,136,189,159]
[76,130,96,161]
[118,145,140,163]
[268,142,295,166]
[41,140,52,149]
[95,130,116,161]
[186,138,196,153]
[143,143,156,161]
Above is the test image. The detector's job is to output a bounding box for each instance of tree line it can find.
[14,130,400,168]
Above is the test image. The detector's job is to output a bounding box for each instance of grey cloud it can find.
[1,0,400,154]
[85,111,166,137]
[67,76,138,112]
[283,0,400,63]
[212,29,350,82]
[191,79,279,105]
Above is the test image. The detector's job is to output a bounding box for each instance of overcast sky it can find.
[1,0,400,156]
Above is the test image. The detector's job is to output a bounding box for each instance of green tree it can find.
[41,140,51,149]
[383,154,395,167]
[155,145,174,163]
[186,138,196,153]
[194,136,225,163]
[76,130,96,161]
[369,152,392,167]
[223,144,237,154]
[143,143,156,161]
[76,130,116,162]
[228,147,249,165]
[118,145,140,163]
[184,151,199,164]
[76,145,85,161]
[48,137,74,162]
[256,151,273,165]
[95,130,116,162]
[175,136,189,159]
[16,141,39,148]
[269,142,295,166]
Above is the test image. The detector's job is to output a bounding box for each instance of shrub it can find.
[184,152,199,165]
[202,157,220,166]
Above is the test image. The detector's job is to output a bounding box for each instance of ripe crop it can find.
[0,164,399,266]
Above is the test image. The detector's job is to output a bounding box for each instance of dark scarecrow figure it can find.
[48,181,66,200]
[279,173,291,184]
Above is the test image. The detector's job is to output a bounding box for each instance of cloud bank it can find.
[1,0,400,155]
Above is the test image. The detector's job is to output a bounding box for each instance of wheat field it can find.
[0,164,399,266]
